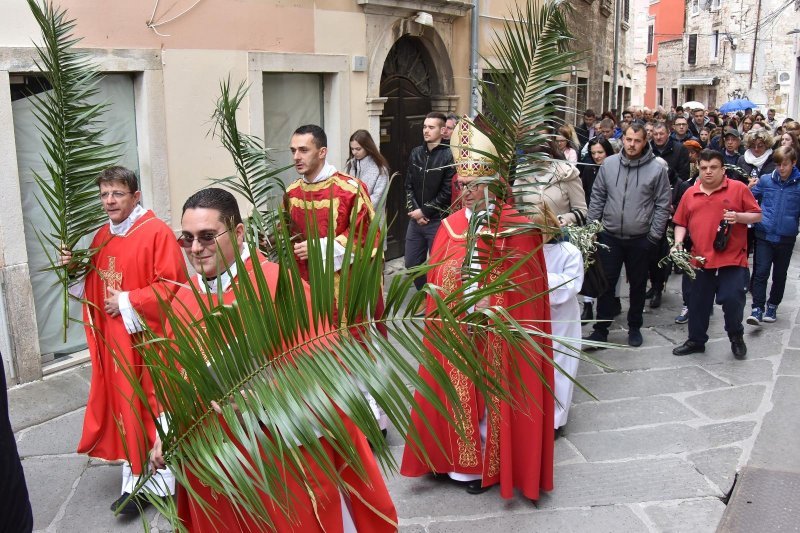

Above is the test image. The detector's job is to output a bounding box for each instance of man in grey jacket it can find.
[584,123,672,347]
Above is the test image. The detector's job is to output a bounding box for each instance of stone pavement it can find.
[9,257,800,532]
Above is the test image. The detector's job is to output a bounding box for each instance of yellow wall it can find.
[161,49,250,223]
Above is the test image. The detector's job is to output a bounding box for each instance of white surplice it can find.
[543,240,584,429]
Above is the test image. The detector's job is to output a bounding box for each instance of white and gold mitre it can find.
[451,117,498,177]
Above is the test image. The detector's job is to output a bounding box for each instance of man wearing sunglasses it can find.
[60,166,186,515]
[152,187,398,532]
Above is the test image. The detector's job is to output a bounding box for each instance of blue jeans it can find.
[405,219,441,290]
[750,237,795,309]
[688,266,749,344]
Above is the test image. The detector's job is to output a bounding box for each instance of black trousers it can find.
[0,364,33,533]
[648,235,671,292]
[751,237,795,309]
[688,266,749,344]
[594,233,652,334]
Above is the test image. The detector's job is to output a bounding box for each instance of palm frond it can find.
[27,0,120,337]
[211,77,292,236]
[476,0,581,199]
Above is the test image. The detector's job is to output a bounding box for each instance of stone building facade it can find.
[565,0,638,120]
[654,0,799,114]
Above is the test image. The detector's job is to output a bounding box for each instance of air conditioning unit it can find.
[778,71,791,85]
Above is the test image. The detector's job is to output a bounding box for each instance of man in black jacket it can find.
[688,107,710,138]
[405,112,456,290]
[647,122,690,307]
[575,109,597,147]
[719,128,745,166]
[651,122,690,184]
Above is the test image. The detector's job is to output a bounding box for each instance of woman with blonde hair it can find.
[345,129,390,207]
[737,129,776,186]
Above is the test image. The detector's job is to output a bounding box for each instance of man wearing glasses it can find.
[60,166,186,515]
[671,117,696,143]
[158,187,397,532]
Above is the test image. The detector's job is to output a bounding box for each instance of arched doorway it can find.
[379,36,435,260]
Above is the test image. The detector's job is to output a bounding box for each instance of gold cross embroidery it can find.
[98,256,123,299]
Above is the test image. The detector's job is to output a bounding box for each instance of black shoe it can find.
[649,291,662,308]
[628,328,643,347]
[645,287,655,299]
[611,298,622,317]
[581,302,593,321]
[583,330,608,351]
[729,333,747,359]
[465,480,493,494]
[672,340,705,356]
[110,492,151,516]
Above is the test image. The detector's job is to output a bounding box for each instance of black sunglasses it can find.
[177,229,229,249]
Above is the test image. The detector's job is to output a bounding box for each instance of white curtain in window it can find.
[262,73,324,184]
[13,74,141,357]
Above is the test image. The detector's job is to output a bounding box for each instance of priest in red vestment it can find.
[285,124,388,432]
[149,187,397,532]
[285,124,376,287]
[61,166,187,514]
[400,119,555,500]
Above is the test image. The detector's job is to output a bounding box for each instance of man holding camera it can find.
[671,150,761,359]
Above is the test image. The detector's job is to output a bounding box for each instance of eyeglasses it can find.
[177,229,229,249]
[454,180,481,192]
[99,191,132,200]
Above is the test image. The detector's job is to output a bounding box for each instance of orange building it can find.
[644,0,685,108]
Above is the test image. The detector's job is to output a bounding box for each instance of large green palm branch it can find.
[27,0,120,337]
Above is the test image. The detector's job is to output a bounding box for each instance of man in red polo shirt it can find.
[671,150,762,359]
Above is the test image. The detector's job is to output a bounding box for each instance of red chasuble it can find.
[399,205,555,500]
[285,172,375,284]
[170,254,397,533]
[78,210,187,476]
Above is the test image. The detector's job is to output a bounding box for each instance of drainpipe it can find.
[611,0,621,112]
[470,0,480,116]
[748,0,762,89]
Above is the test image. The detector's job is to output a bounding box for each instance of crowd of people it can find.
[571,104,800,357]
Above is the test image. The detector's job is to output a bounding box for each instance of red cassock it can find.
[78,210,187,476]
[399,205,555,500]
[285,172,375,284]
[169,254,398,533]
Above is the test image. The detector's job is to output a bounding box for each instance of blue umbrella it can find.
[719,99,758,113]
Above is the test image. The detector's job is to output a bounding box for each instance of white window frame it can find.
[248,53,350,171]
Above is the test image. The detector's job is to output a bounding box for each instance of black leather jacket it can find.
[405,143,455,220]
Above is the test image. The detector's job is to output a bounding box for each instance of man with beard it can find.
[585,124,672,347]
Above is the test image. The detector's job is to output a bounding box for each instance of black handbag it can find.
[579,254,609,298]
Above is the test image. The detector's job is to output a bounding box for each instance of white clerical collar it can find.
[109,204,146,236]
[197,245,251,294]
[465,203,496,222]
[304,162,337,184]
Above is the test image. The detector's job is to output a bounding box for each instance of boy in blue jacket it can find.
[747,147,800,324]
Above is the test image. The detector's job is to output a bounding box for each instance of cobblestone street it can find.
[10,254,800,532]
